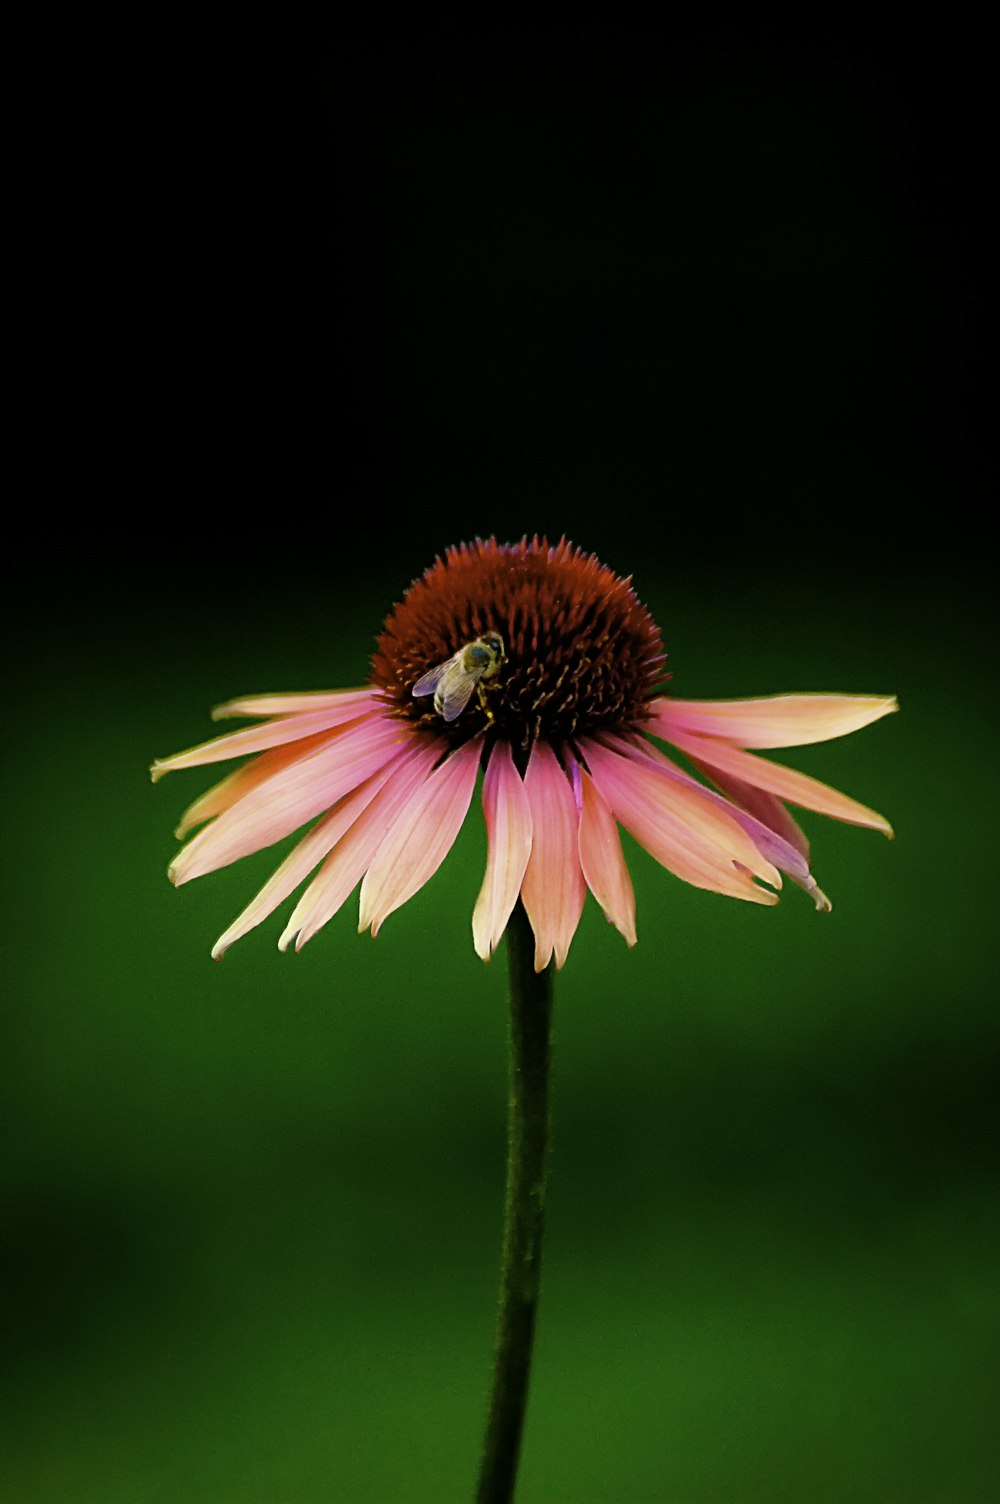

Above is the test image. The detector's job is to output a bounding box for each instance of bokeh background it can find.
[5,21,993,1503]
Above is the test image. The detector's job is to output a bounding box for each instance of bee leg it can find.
[477,682,495,724]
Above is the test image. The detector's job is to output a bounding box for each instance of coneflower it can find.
[153,537,894,965]
[152,536,897,1502]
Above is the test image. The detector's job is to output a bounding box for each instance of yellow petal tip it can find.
[805,877,833,913]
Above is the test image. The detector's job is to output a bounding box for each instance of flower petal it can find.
[173,728,345,838]
[211,688,373,720]
[622,736,832,912]
[169,713,409,886]
[211,763,398,958]
[358,734,484,937]
[649,693,898,749]
[696,773,830,910]
[151,698,380,781]
[278,740,440,952]
[472,741,533,962]
[582,739,781,905]
[663,728,894,836]
[577,766,637,947]
[520,742,586,971]
[621,736,809,876]
[687,759,811,862]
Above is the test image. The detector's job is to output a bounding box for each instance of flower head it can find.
[152,538,896,969]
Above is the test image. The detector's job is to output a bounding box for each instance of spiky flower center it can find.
[372,538,667,750]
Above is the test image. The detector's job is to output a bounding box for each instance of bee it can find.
[411,633,506,723]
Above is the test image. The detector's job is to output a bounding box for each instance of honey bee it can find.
[411,633,506,722]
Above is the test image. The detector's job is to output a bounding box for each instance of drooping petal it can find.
[620,735,832,912]
[520,742,586,972]
[169,713,410,886]
[358,734,484,937]
[582,739,781,905]
[649,693,898,749]
[472,741,533,962]
[663,727,894,836]
[211,763,400,958]
[619,736,808,876]
[577,766,637,946]
[279,739,441,952]
[151,698,380,781]
[173,728,345,838]
[211,688,373,720]
[784,870,833,912]
[686,757,812,862]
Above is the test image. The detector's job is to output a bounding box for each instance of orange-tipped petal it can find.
[357,734,484,937]
[211,688,373,720]
[664,728,894,836]
[211,766,396,958]
[577,767,637,947]
[520,743,586,971]
[151,698,379,781]
[649,693,898,749]
[583,739,781,905]
[169,714,409,886]
[278,741,439,952]
[173,728,346,838]
[472,741,533,962]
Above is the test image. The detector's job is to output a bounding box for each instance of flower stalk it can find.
[477,900,555,1504]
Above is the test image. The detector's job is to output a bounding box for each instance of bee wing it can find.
[412,660,452,699]
[438,666,482,722]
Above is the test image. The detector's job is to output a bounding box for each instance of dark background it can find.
[5,20,994,1503]
[37,18,981,612]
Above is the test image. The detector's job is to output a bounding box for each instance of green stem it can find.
[476,901,555,1504]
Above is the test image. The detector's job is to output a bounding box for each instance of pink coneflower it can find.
[152,537,896,968]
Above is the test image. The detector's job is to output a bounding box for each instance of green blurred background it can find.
[5,21,993,1504]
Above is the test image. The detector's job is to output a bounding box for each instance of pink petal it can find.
[620,736,831,913]
[358,734,484,937]
[150,698,380,781]
[619,736,811,878]
[649,692,898,750]
[689,761,830,910]
[520,742,586,972]
[169,713,410,886]
[211,688,374,720]
[211,764,398,958]
[279,740,441,952]
[173,727,345,838]
[685,757,811,862]
[663,728,894,836]
[472,741,533,962]
[582,739,781,905]
[577,766,637,946]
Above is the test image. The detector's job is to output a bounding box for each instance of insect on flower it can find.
[151,537,897,969]
[411,633,506,722]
